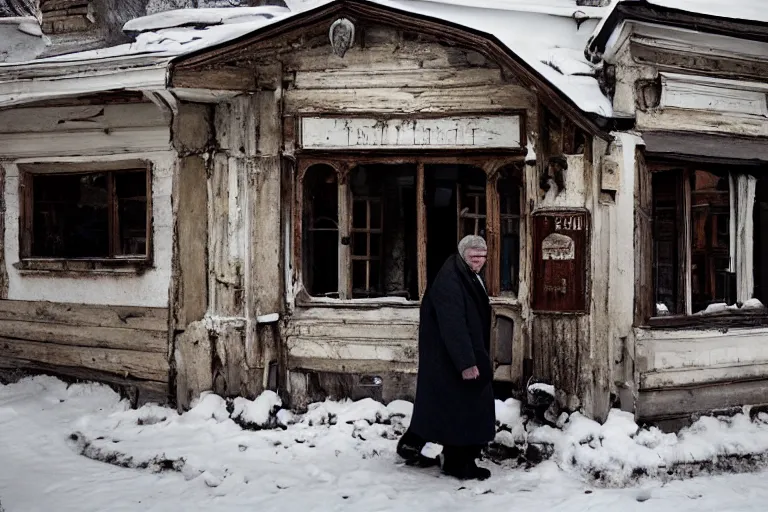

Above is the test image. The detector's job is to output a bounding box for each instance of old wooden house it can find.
[0,0,767,427]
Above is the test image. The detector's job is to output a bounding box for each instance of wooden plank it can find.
[291,322,418,340]
[214,97,259,156]
[417,163,427,299]
[0,319,167,353]
[300,114,522,150]
[338,167,352,300]
[173,103,212,155]
[0,165,6,299]
[281,40,497,73]
[0,358,168,401]
[0,126,172,158]
[0,103,169,133]
[680,169,692,315]
[641,363,768,389]
[286,336,417,363]
[293,68,503,90]
[283,85,535,114]
[20,171,33,258]
[290,306,420,323]
[172,67,257,91]
[208,153,241,317]
[175,156,209,328]
[288,356,417,374]
[0,300,168,331]
[637,379,768,420]
[173,321,212,408]
[634,148,653,324]
[636,329,768,371]
[248,88,283,375]
[486,172,500,296]
[631,39,768,83]
[637,109,768,138]
[0,338,168,382]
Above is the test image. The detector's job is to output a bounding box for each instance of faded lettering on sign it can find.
[542,233,575,261]
[554,215,584,231]
[301,116,521,149]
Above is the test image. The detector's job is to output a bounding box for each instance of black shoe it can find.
[397,430,426,463]
[442,457,491,481]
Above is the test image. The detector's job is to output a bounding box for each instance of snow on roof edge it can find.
[1,0,613,120]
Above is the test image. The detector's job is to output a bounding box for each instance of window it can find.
[299,159,522,301]
[651,164,767,317]
[20,164,151,263]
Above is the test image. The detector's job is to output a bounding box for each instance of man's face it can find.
[465,248,487,273]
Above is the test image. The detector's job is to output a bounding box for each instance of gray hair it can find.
[458,235,487,261]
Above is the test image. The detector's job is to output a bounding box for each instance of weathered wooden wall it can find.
[167,15,619,413]
[172,88,286,407]
[607,24,768,423]
[0,95,174,402]
[636,327,768,421]
[0,300,169,402]
[276,23,536,404]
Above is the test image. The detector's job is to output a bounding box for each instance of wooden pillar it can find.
[246,71,284,392]
[171,102,212,408]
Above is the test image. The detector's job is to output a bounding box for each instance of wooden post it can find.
[417,162,427,298]
[485,165,501,296]
[338,164,352,299]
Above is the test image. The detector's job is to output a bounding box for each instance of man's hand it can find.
[461,366,480,380]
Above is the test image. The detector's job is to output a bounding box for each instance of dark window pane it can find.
[498,166,521,295]
[115,170,148,256]
[353,200,367,229]
[32,173,109,258]
[690,170,732,312]
[352,260,367,295]
[425,164,486,286]
[352,232,367,256]
[370,233,381,256]
[652,172,679,314]
[350,164,416,299]
[302,165,338,297]
[369,199,382,229]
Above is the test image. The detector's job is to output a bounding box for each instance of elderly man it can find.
[397,235,495,480]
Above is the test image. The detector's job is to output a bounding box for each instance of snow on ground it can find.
[3,377,768,511]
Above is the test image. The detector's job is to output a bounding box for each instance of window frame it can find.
[646,160,768,328]
[295,155,524,305]
[17,160,153,273]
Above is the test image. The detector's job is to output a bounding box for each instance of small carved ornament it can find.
[329,18,355,58]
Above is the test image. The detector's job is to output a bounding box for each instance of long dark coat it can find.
[409,254,495,447]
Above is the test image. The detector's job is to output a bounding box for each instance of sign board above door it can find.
[300,115,522,150]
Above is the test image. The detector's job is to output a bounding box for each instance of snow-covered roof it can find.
[0,0,615,116]
[644,0,768,24]
[588,0,768,60]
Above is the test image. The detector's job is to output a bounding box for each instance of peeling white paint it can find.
[3,152,174,307]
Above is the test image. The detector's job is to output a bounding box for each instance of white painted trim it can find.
[257,313,280,324]
[0,65,168,108]
[603,20,768,64]
[659,73,768,118]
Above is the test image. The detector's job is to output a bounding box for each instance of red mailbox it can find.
[532,210,589,313]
